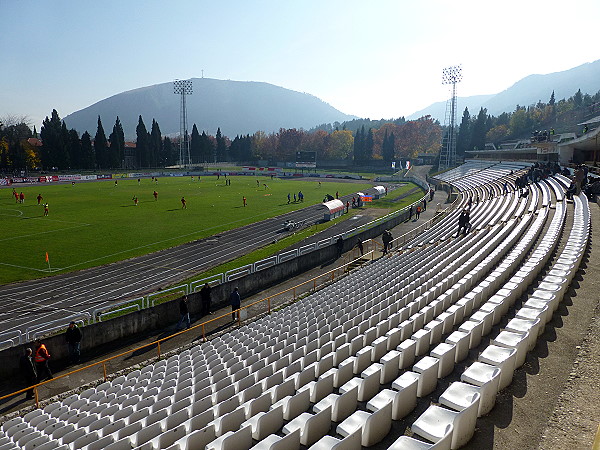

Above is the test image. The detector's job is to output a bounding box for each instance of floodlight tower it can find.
[438,65,462,171]
[174,79,193,167]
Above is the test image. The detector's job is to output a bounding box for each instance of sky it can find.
[1,0,599,129]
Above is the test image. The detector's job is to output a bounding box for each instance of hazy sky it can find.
[1,0,599,129]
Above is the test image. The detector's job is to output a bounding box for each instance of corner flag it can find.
[45,252,49,263]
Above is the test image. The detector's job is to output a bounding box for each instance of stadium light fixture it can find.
[174,79,193,167]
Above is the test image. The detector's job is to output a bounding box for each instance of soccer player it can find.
[181,197,187,209]
[43,203,49,216]
[243,196,247,207]
[153,190,158,201]
[132,196,138,206]
[37,194,43,205]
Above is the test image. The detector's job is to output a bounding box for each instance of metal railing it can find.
[0,246,379,409]
[4,182,435,349]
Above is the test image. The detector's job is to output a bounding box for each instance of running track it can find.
[0,184,390,337]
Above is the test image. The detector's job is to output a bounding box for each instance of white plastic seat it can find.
[389,426,452,450]
[282,405,332,447]
[301,372,335,403]
[313,385,358,422]
[478,345,517,390]
[309,428,361,450]
[339,366,381,402]
[492,330,529,367]
[460,363,501,416]
[445,331,470,362]
[336,400,392,447]
[430,343,457,378]
[241,404,284,440]
[206,424,253,450]
[397,339,417,369]
[249,428,300,450]
[171,424,216,450]
[271,389,310,421]
[412,389,480,449]
[413,356,440,397]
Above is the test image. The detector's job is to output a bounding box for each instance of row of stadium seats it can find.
[0,166,589,449]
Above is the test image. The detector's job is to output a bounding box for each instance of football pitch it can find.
[0,176,372,284]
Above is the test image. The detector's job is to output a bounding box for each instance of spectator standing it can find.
[200,283,213,316]
[336,236,344,258]
[34,340,52,382]
[230,287,241,321]
[355,238,364,256]
[176,296,191,330]
[409,205,413,220]
[415,205,422,220]
[382,230,392,254]
[65,321,82,364]
[422,198,427,211]
[20,348,37,399]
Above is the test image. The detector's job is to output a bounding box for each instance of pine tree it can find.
[216,127,227,162]
[136,116,150,168]
[470,108,488,151]
[549,90,555,106]
[456,107,472,156]
[190,124,201,163]
[573,89,583,107]
[94,116,109,169]
[40,109,64,169]
[67,129,81,168]
[365,128,374,161]
[150,119,162,167]
[109,117,125,169]
[81,131,95,169]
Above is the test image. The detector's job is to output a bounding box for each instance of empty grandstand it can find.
[0,161,591,449]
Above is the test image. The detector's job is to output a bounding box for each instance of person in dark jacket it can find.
[230,287,241,321]
[20,348,37,399]
[176,296,191,330]
[336,236,344,258]
[200,283,213,316]
[65,321,82,364]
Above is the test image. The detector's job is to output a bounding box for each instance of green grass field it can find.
[0,176,372,284]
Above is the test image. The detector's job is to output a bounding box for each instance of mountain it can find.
[63,78,356,139]
[408,59,600,121]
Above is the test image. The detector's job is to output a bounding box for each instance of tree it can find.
[190,124,201,164]
[94,116,109,169]
[353,126,365,163]
[67,129,82,169]
[549,90,555,106]
[456,107,472,156]
[364,128,374,161]
[470,108,488,151]
[381,129,395,162]
[573,89,583,107]
[40,109,65,169]
[136,116,150,167]
[328,130,353,160]
[162,136,176,166]
[80,131,95,169]
[108,117,125,169]
[150,119,162,167]
[215,127,227,162]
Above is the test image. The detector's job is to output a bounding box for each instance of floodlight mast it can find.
[438,65,462,171]
[174,79,193,167]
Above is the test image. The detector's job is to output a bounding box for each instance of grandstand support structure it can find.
[174,79,193,167]
[438,65,462,172]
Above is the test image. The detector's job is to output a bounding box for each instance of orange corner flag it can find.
[45,252,49,263]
